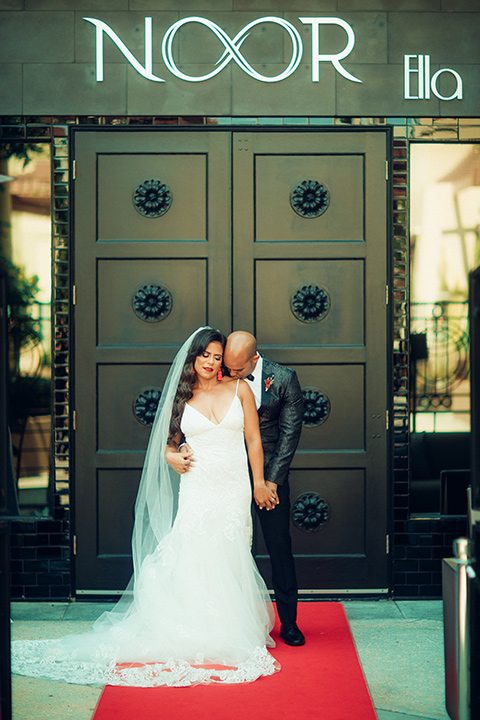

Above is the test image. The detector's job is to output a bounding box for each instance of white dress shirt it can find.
[244,356,263,409]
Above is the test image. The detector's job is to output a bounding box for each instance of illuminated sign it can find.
[404,55,463,101]
[162,17,303,83]
[83,16,465,101]
[83,16,362,85]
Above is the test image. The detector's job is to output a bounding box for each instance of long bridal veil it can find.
[95,326,209,628]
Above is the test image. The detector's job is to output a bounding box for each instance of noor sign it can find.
[84,16,362,85]
[84,15,464,101]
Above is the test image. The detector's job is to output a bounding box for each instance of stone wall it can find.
[0,1,479,117]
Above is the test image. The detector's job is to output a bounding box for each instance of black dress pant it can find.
[255,479,298,625]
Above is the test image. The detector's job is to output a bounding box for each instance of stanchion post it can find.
[443,538,472,720]
[0,267,12,720]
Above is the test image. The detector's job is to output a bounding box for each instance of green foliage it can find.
[0,143,45,254]
[0,254,43,375]
[0,142,44,167]
[1,255,50,424]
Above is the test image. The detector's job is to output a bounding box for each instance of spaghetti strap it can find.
[235,378,240,396]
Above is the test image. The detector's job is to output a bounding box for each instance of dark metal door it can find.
[233,131,390,592]
[73,130,231,591]
[74,128,390,593]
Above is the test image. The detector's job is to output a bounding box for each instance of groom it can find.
[223,332,305,647]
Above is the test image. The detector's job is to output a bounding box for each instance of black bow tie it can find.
[246,374,255,381]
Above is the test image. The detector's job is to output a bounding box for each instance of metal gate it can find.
[73,128,390,593]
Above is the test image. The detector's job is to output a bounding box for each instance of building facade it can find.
[1,0,478,600]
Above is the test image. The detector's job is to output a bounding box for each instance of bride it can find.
[12,327,280,687]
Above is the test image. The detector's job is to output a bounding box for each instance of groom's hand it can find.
[165,443,196,474]
[265,481,279,506]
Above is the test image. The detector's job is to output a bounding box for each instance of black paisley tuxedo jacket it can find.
[258,357,303,487]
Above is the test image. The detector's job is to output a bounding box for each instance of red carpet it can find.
[92,602,377,720]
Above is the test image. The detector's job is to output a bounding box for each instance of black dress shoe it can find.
[280,622,305,646]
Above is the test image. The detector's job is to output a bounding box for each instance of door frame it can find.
[69,124,394,596]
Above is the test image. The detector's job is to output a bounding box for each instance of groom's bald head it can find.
[224,331,259,379]
[226,331,257,356]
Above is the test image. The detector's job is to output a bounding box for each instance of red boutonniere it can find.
[265,374,275,392]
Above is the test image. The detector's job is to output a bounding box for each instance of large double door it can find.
[73,128,391,594]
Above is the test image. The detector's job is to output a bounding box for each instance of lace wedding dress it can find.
[12,388,279,687]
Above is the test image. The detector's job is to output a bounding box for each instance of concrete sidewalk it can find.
[10,600,449,720]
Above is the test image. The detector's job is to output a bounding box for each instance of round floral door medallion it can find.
[290,179,330,218]
[133,178,172,218]
[290,283,331,324]
[132,283,172,323]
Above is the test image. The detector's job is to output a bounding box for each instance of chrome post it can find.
[443,537,473,720]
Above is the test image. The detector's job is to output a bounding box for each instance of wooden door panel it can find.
[97,469,139,557]
[97,364,170,452]
[295,364,365,451]
[97,153,207,241]
[289,469,366,555]
[97,259,207,346]
[255,154,364,242]
[78,467,141,589]
[255,259,365,347]
[254,468,366,557]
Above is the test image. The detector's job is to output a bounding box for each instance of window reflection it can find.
[410,143,480,517]
[411,144,480,433]
[1,144,52,517]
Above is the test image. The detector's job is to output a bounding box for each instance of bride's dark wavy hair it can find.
[168,327,226,443]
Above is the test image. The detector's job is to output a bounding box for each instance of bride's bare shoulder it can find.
[220,376,245,397]
[235,379,253,398]
[221,376,237,385]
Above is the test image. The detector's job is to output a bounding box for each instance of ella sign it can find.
[404,54,463,101]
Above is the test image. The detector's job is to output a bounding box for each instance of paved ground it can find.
[10,600,450,720]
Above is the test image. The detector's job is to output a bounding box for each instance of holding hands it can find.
[254,480,279,511]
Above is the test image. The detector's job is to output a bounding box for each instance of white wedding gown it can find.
[12,390,279,687]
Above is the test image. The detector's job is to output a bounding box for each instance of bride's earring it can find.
[217,368,223,381]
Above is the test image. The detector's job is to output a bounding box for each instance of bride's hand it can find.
[253,482,279,511]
